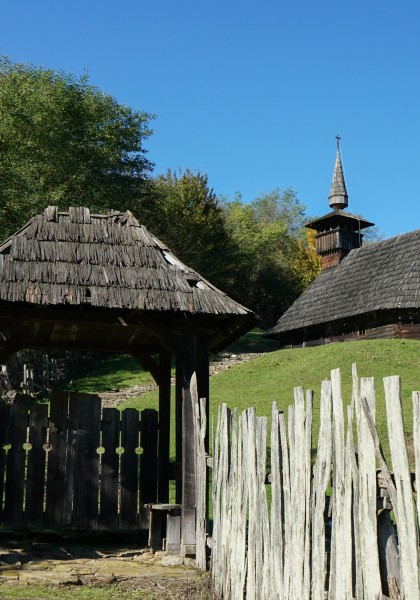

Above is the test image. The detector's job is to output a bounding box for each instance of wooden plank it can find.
[158,351,171,503]
[64,392,83,526]
[25,403,48,527]
[194,397,207,571]
[120,408,139,528]
[0,403,11,523]
[256,415,270,598]
[139,408,158,528]
[99,407,120,529]
[72,393,101,530]
[357,377,382,598]
[45,391,69,527]
[175,358,183,504]
[303,389,313,600]
[270,403,283,597]
[413,391,420,532]
[180,332,197,552]
[329,368,352,600]
[384,376,419,599]
[311,380,332,600]
[245,407,257,600]
[3,403,28,526]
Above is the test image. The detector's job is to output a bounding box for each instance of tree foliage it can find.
[221,188,311,325]
[145,169,238,290]
[0,57,154,240]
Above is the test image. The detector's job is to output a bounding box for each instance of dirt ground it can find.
[0,532,207,593]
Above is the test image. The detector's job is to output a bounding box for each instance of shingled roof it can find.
[0,206,257,352]
[266,229,420,336]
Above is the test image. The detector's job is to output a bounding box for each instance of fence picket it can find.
[311,379,332,600]
[357,377,382,599]
[413,391,420,533]
[330,368,353,600]
[270,403,283,598]
[384,376,420,600]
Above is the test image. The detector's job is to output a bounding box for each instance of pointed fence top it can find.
[329,135,348,210]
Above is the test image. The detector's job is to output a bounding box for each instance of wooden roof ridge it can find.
[0,205,257,323]
[266,228,420,335]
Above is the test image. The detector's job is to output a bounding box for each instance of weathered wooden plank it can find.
[64,393,83,526]
[99,407,120,529]
[4,403,28,526]
[73,394,101,530]
[311,379,332,600]
[289,386,307,600]
[120,408,139,528]
[139,408,158,529]
[303,389,313,600]
[413,391,420,532]
[329,368,352,600]
[279,409,291,600]
[246,408,257,600]
[158,351,171,503]
[175,359,183,504]
[25,403,48,527]
[45,391,69,527]
[180,333,197,553]
[0,402,11,523]
[357,377,382,599]
[270,403,283,598]
[384,376,419,599]
[194,397,207,571]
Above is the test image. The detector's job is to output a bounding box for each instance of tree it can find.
[292,227,321,288]
[146,169,238,290]
[0,57,154,240]
[221,188,309,325]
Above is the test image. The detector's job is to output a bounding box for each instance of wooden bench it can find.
[146,503,182,553]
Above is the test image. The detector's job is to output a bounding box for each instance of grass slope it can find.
[209,339,419,444]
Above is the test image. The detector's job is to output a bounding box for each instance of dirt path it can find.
[0,540,205,589]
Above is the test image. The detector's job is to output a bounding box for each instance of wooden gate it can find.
[0,392,159,530]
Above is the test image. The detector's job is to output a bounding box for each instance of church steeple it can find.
[305,136,374,270]
[329,135,348,210]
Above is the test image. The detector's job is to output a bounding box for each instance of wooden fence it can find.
[0,391,158,530]
[208,366,420,600]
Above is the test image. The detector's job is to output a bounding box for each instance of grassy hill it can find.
[209,338,419,443]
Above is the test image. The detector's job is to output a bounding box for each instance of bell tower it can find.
[306,136,374,270]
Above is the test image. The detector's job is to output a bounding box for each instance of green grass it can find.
[0,580,212,599]
[63,354,154,393]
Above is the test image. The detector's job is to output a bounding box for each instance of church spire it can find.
[329,135,348,210]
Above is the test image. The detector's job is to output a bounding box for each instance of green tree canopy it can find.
[0,57,154,240]
[221,188,312,325]
[146,168,239,291]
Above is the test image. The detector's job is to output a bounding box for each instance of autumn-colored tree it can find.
[293,227,321,288]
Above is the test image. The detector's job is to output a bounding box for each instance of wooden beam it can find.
[132,353,161,385]
[158,351,171,503]
[180,330,197,552]
[175,358,183,505]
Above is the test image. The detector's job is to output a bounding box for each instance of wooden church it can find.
[267,138,420,347]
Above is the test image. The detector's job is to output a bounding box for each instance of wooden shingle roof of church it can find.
[0,206,257,324]
[266,229,420,336]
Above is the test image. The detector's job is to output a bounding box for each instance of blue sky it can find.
[1,0,419,238]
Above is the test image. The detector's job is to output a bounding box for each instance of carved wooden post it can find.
[180,330,197,556]
[158,351,171,503]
